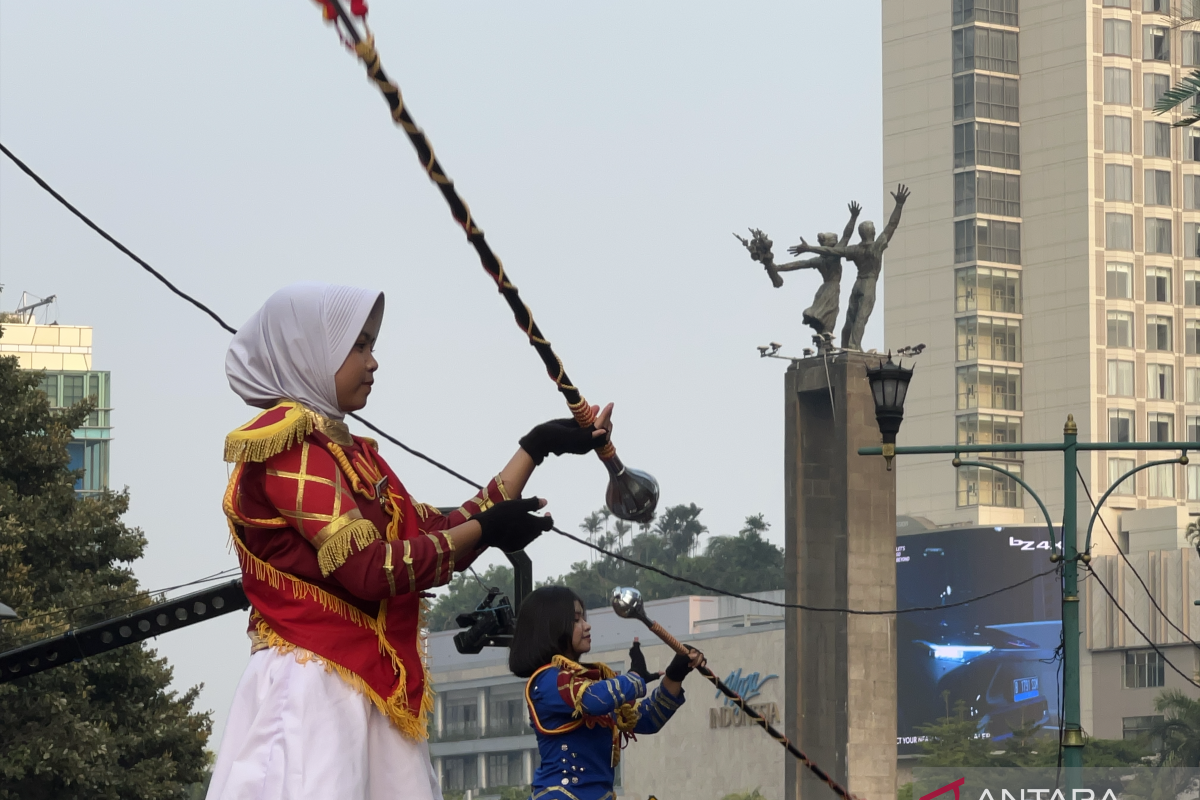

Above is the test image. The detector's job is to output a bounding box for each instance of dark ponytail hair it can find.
[508,586,585,678]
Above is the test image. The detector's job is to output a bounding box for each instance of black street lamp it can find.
[865,352,914,471]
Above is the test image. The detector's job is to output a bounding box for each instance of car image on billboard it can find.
[895,521,1062,756]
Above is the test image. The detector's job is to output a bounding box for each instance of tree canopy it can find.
[426,506,785,631]
[0,341,210,799]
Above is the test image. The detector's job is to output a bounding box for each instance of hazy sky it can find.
[0,1,884,747]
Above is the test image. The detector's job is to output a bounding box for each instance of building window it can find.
[1188,129,1200,161]
[955,266,1021,313]
[1147,315,1174,352]
[1105,67,1133,105]
[954,27,1019,74]
[1187,415,1200,443]
[957,463,1023,507]
[1146,218,1173,255]
[957,413,1022,459]
[1106,116,1133,153]
[1187,271,1200,305]
[1189,464,1200,501]
[1187,319,1200,354]
[1145,121,1172,158]
[487,684,531,738]
[956,315,1022,361]
[1187,223,1200,258]
[486,752,525,788]
[61,374,85,408]
[1107,262,1134,298]
[1109,359,1135,396]
[442,756,479,792]
[1187,0,1200,19]
[36,373,59,406]
[1145,73,1171,109]
[1124,652,1166,688]
[1148,364,1175,400]
[1149,411,1175,441]
[1123,716,1165,749]
[441,690,480,741]
[1109,409,1135,442]
[1103,0,1130,6]
[1105,19,1134,56]
[1189,367,1200,402]
[1106,164,1134,201]
[957,170,1021,217]
[956,364,1022,410]
[955,74,1021,121]
[1149,463,1176,497]
[1143,26,1171,61]
[1147,266,1173,302]
[1106,213,1134,250]
[953,0,1018,26]
[1108,311,1134,347]
[1186,31,1200,66]
[1145,169,1171,205]
[955,121,1022,169]
[957,219,1024,264]
[1110,457,1137,495]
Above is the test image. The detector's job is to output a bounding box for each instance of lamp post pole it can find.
[1060,417,1083,776]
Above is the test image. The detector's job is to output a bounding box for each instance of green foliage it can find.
[544,510,784,610]
[898,783,913,800]
[0,350,211,799]
[721,790,771,800]
[427,563,515,632]
[914,701,997,767]
[1152,69,1200,126]
[1152,688,1200,766]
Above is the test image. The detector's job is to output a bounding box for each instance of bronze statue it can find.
[735,203,860,343]
[790,185,910,351]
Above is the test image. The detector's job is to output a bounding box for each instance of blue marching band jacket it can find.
[525,655,686,800]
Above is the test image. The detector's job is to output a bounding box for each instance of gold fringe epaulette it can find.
[224,401,314,463]
[316,517,381,577]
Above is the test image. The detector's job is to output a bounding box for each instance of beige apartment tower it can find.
[883,0,1199,533]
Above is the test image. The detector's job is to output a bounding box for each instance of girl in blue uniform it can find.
[509,586,704,800]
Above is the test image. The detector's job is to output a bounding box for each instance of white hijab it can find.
[226,282,384,421]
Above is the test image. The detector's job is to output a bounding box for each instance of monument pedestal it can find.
[784,352,896,800]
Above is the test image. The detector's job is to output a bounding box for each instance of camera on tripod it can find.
[453,587,516,654]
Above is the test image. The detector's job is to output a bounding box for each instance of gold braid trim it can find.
[316,517,382,577]
[224,401,314,463]
[231,522,431,739]
[550,654,639,730]
[252,619,429,742]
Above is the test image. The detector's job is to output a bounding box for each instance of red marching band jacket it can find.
[222,400,506,740]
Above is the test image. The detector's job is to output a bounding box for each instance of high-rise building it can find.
[0,320,111,494]
[883,0,1200,750]
[883,0,1198,532]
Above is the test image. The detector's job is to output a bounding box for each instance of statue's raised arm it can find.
[876,184,910,249]
[839,201,862,247]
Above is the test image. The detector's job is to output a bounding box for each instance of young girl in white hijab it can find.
[208,282,612,800]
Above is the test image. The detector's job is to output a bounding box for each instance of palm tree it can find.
[1149,689,1200,766]
[1186,520,1200,559]
[1154,70,1200,126]
[579,511,604,564]
[613,520,631,551]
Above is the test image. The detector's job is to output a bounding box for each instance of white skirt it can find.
[207,649,443,800]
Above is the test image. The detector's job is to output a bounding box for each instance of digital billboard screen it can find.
[896,525,1062,756]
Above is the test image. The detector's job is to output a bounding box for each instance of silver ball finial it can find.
[611,586,646,622]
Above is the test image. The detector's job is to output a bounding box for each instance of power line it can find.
[1086,563,1200,690]
[1077,466,1200,652]
[0,141,1065,617]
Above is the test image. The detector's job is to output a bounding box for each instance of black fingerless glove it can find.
[519,419,608,466]
[475,497,554,553]
[664,650,696,682]
[628,639,661,684]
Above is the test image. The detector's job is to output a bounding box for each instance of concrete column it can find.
[784,352,897,800]
[478,688,488,737]
[435,757,444,791]
[522,749,533,786]
[477,752,488,790]
[435,693,444,737]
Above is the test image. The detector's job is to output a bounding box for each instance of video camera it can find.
[452,551,532,655]
[453,587,517,654]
